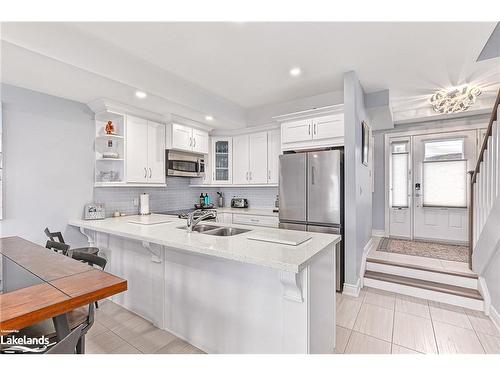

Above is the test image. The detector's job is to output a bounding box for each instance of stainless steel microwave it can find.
[166,150,205,178]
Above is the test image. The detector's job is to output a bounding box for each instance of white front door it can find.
[412,131,475,244]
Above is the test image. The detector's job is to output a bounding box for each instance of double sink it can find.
[178,224,251,237]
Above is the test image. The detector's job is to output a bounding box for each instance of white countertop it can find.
[215,207,278,217]
[69,214,340,273]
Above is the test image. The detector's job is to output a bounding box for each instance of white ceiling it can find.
[1,22,499,127]
[70,22,500,107]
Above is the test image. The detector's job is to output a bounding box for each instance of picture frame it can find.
[362,121,370,166]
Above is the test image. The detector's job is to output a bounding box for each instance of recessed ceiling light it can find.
[135,91,147,99]
[205,115,214,121]
[289,67,302,77]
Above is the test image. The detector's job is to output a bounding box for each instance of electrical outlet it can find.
[133,198,139,206]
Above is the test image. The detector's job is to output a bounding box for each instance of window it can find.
[423,138,467,208]
[391,141,409,208]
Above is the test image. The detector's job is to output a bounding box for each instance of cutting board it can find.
[128,215,172,225]
[247,231,312,246]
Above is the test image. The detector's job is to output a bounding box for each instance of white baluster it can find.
[493,120,499,199]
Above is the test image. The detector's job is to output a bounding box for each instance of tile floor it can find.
[87,287,500,354]
[86,300,205,354]
[335,287,500,354]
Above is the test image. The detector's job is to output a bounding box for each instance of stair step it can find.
[364,270,483,300]
[367,258,478,279]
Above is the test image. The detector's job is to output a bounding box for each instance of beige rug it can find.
[377,237,468,263]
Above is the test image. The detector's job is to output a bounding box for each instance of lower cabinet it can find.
[216,212,278,228]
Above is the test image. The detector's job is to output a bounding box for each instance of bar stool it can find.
[44,227,99,256]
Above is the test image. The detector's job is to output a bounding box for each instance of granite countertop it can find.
[69,214,340,273]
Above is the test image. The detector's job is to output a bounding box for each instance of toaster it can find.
[84,203,106,220]
[231,197,249,208]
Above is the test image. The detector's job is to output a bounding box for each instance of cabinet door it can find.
[192,128,209,154]
[212,137,232,184]
[249,132,268,184]
[147,121,165,183]
[312,114,344,140]
[126,116,148,183]
[232,135,250,184]
[267,129,281,184]
[172,123,193,151]
[281,119,312,143]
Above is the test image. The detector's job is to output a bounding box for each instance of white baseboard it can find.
[359,238,375,289]
[372,229,386,237]
[478,277,491,315]
[490,305,500,333]
[343,280,361,297]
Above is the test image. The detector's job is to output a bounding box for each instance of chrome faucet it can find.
[186,210,217,233]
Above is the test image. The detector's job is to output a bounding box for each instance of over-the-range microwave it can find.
[165,150,205,178]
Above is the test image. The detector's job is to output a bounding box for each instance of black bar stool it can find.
[44,227,99,256]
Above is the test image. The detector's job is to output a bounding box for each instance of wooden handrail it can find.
[471,88,500,184]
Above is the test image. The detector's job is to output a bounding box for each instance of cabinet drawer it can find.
[232,214,279,228]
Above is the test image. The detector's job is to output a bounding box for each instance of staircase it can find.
[364,89,500,312]
[364,256,483,310]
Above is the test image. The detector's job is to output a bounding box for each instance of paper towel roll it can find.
[139,193,150,215]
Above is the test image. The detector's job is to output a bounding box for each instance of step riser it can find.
[364,277,484,311]
[366,261,478,289]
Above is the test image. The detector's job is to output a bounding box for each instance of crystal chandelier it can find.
[430,85,482,114]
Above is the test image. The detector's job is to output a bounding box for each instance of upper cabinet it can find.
[126,116,166,184]
[281,112,344,151]
[212,137,232,184]
[168,123,209,154]
[233,132,269,184]
[267,129,281,184]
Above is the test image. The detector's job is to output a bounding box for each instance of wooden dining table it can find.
[0,236,127,342]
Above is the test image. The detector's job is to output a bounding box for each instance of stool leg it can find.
[76,335,86,354]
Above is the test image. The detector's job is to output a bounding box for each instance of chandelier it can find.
[430,85,482,114]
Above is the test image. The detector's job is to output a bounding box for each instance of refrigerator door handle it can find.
[311,166,316,185]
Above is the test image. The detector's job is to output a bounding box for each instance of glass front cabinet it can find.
[211,137,233,184]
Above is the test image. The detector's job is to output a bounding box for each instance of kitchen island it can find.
[69,214,340,354]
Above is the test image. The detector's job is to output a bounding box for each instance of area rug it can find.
[376,237,468,263]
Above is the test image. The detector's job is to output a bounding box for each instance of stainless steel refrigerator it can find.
[279,148,344,291]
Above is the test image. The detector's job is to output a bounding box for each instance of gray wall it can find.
[343,71,372,286]
[0,84,94,246]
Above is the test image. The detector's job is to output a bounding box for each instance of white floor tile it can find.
[433,321,484,354]
[393,311,437,354]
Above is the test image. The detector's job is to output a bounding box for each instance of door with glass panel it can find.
[412,131,475,244]
[389,139,412,238]
[211,137,232,184]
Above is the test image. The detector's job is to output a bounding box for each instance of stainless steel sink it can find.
[177,225,251,236]
[177,224,220,233]
[203,227,251,237]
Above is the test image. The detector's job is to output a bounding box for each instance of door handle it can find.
[249,171,252,181]
[144,167,147,178]
[149,168,152,178]
[193,138,196,148]
[246,171,249,181]
[313,123,317,135]
[189,137,193,147]
[308,124,311,135]
[311,166,316,185]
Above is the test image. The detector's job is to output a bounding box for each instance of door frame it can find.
[383,122,487,239]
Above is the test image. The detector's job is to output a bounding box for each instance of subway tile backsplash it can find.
[94,177,278,217]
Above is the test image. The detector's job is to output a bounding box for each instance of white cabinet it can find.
[281,113,344,150]
[147,121,166,183]
[168,123,209,154]
[281,119,312,143]
[126,115,165,184]
[267,130,281,184]
[313,114,344,140]
[232,214,279,228]
[212,137,232,184]
[192,128,209,154]
[232,132,268,184]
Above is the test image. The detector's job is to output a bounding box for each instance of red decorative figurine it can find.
[105,121,115,135]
